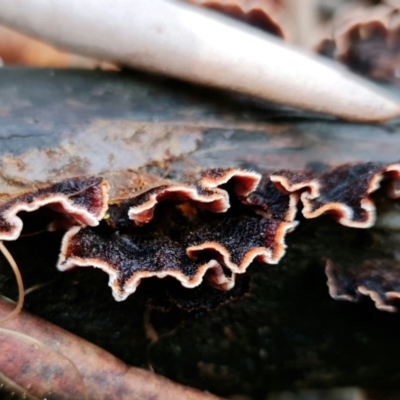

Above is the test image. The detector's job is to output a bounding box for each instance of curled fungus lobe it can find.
[0,162,399,309]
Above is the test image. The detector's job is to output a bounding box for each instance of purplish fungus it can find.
[317,4,400,83]
[1,162,400,311]
[184,0,286,38]
[0,177,109,241]
[325,259,400,312]
[58,168,297,301]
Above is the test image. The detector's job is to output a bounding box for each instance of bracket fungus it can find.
[183,0,287,38]
[0,177,109,241]
[1,162,400,312]
[57,168,298,302]
[325,259,400,312]
[271,162,400,228]
[317,3,400,83]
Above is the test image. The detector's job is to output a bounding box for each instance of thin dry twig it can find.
[0,241,24,326]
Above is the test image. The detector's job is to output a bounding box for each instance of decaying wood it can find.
[1,68,400,182]
[2,68,400,399]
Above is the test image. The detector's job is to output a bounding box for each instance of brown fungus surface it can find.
[124,184,230,227]
[243,173,299,222]
[57,163,400,304]
[3,163,400,309]
[0,176,109,241]
[184,0,286,38]
[58,168,297,301]
[317,4,400,82]
[58,222,236,302]
[325,259,400,312]
[124,168,261,227]
[271,162,400,228]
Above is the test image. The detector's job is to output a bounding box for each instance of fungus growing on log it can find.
[123,168,261,227]
[57,162,400,305]
[0,177,109,241]
[317,4,400,82]
[58,168,298,301]
[271,162,400,228]
[1,162,400,311]
[184,0,286,38]
[0,176,110,323]
[325,259,400,312]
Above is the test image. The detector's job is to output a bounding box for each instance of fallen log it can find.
[1,68,400,399]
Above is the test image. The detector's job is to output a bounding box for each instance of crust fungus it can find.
[325,259,400,312]
[183,0,287,38]
[57,168,298,301]
[53,162,400,307]
[271,162,400,228]
[317,4,400,82]
[1,162,400,312]
[0,177,109,241]
[0,176,109,324]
